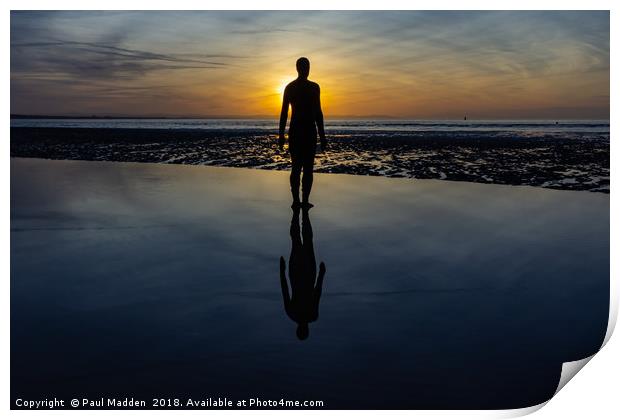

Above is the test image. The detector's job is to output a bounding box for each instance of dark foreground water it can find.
[10,118,610,193]
[11,158,609,409]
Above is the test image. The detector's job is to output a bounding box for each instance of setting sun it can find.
[277,78,291,96]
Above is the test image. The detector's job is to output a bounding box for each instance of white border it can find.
[3,1,616,419]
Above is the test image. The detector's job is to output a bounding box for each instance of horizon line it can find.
[10,114,610,121]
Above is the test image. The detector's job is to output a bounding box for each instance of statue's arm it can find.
[316,86,326,143]
[279,88,290,143]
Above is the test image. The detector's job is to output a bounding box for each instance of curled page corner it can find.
[494,401,548,418]
[548,291,619,398]
[601,294,618,348]
[553,355,595,397]
[504,300,617,417]
[496,355,596,419]
[546,309,613,406]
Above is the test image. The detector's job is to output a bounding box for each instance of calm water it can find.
[10,118,610,135]
[11,158,609,409]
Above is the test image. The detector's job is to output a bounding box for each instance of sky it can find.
[10,11,610,119]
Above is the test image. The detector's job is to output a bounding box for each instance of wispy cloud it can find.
[12,41,231,66]
[10,10,609,118]
[229,28,297,35]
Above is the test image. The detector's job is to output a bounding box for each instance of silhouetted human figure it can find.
[279,57,327,209]
[279,207,326,340]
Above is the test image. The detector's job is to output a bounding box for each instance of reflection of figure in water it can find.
[279,57,327,209]
[280,207,326,340]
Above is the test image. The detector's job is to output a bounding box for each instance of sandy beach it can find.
[10,125,610,193]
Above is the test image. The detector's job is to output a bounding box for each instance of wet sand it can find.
[10,127,609,193]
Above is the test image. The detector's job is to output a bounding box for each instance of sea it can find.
[9,118,610,137]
